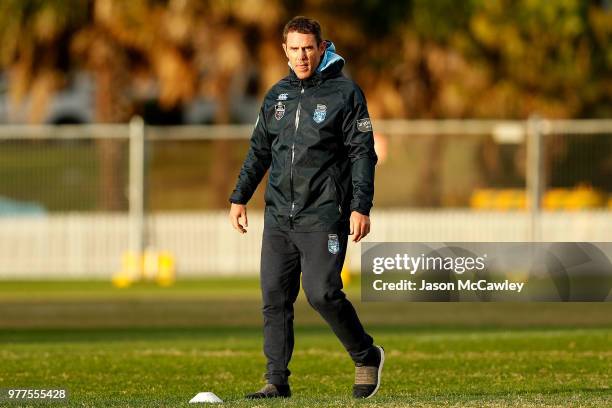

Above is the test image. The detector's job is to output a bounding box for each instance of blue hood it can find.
[317,40,345,72]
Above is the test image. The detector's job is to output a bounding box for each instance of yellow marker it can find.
[156,251,176,287]
[565,186,605,210]
[111,272,133,288]
[341,256,351,286]
[112,250,142,288]
[543,189,567,211]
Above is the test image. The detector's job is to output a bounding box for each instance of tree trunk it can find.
[93,37,131,211]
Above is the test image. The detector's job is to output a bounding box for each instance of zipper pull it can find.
[289,202,296,230]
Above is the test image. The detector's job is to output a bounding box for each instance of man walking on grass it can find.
[228,16,383,399]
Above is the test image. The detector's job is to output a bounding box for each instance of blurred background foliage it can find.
[0,0,610,210]
[1,0,609,122]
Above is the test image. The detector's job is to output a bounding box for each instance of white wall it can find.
[0,210,610,279]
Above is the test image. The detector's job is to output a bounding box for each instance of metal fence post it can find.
[129,116,146,257]
[526,116,545,242]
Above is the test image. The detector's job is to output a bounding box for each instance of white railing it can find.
[0,210,611,278]
[0,119,610,278]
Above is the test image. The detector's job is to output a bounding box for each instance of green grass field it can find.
[0,279,611,407]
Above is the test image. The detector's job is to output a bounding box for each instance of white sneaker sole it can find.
[365,345,384,399]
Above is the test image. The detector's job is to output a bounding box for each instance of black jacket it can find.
[229,43,377,232]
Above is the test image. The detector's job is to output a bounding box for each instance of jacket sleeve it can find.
[228,105,272,204]
[342,86,378,216]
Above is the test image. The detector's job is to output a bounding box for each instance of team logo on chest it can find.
[313,104,327,124]
[274,102,285,120]
[328,234,340,255]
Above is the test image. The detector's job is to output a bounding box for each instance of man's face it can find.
[282,31,326,80]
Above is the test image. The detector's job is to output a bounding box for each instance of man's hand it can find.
[349,211,370,242]
[229,203,248,234]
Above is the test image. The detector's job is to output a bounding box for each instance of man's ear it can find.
[318,41,327,56]
[282,43,288,59]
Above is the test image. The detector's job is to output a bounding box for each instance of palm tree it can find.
[0,0,205,210]
[0,0,88,123]
[72,0,199,210]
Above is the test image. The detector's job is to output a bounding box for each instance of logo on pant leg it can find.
[328,234,340,254]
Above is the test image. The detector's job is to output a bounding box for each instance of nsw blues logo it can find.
[313,104,327,124]
[328,234,340,255]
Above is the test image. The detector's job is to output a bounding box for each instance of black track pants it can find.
[259,228,374,385]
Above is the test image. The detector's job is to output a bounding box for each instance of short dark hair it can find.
[282,16,323,45]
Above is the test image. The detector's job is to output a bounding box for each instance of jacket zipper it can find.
[289,84,304,230]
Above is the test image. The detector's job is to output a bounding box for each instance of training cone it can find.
[111,272,133,288]
[341,256,351,285]
[112,251,142,288]
[189,392,223,403]
[156,251,176,287]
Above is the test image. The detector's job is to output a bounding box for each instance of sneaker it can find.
[353,345,384,398]
[245,383,291,399]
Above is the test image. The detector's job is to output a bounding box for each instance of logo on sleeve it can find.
[356,118,372,132]
[328,234,340,254]
[313,104,327,124]
[274,102,285,120]
[277,93,288,101]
